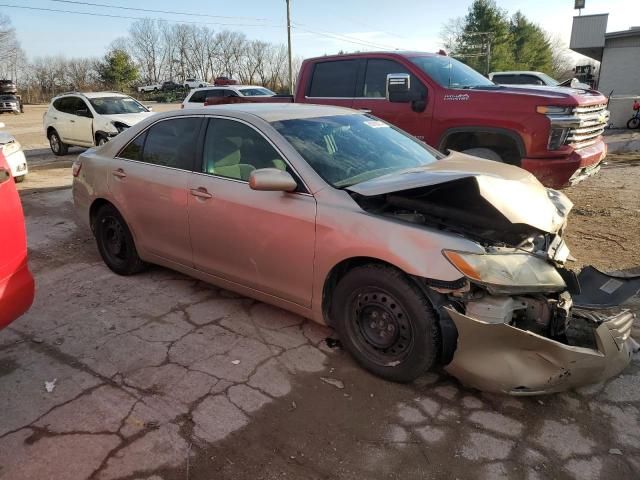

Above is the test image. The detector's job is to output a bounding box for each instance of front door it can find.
[67,97,95,145]
[352,58,432,142]
[188,117,316,307]
[108,116,203,266]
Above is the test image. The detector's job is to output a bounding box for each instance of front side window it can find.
[89,96,148,115]
[141,117,202,170]
[202,118,287,182]
[271,114,441,188]
[410,56,494,89]
[360,59,426,99]
[308,60,359,98]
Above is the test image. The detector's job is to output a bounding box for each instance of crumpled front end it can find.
[444,305,635,395]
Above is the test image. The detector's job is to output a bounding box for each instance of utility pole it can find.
[286,0,293,94]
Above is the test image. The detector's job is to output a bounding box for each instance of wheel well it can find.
[441,130,523,166]
[95,131,107,143]
[46,126,56,137]
[322,257,410,326]
[89,198,113,231]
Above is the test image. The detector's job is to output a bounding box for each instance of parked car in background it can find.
[0,149,34,329]
[0,94,22,114]
[72,104,636,394]
[137,83,162,93]
[0,122,28,182]
[161,81,183,92]
[208,51,610,188]
[44,92,154,155]
[184,78,211,89]
[0,79,17,94]
[182,85,275,108]
[489,71,592,90]
[214,76,237,86]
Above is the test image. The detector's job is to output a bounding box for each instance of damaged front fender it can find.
[443,307,634,395]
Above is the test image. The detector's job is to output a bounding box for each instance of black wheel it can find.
[48,129,68,156]
[96,135,108,146]
[94,204,146,275]
[461,147,503,162]
[627,117,640,129]
[332,264,440,382]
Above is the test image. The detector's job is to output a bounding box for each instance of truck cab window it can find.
[308,60,358,98]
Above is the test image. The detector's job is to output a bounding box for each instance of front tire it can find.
[94,204,146,276]
[461,147,503,162]
[627,117,640,129]
[332,264,440,383]
[48,129,68,156]
[96,135,108,146]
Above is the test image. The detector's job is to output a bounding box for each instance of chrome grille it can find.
[566,103,609,148]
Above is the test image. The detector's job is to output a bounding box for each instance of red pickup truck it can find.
[0,151,34,329]
[206,51,610,188]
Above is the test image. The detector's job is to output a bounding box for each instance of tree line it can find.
[0,16,301,103]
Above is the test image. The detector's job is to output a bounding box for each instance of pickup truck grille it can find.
[565,103,609,148]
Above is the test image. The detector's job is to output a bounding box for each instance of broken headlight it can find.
[443,250,566,293]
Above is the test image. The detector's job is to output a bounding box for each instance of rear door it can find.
[304,59,359,109]
[0,153,34,328]
[352,58,431,141]
[108,116,204,266]
[51,98,75,142]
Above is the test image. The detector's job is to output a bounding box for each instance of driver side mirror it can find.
[249,168,297,192]
[386,73,412,103]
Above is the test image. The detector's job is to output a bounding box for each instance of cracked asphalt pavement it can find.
[1,152,639,479]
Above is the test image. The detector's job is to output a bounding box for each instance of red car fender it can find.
[0,151,34,328]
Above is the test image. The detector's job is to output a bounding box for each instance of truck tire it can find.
[461,147,503,162]
[332,264,440,383]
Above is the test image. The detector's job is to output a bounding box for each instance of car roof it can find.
[182,103,356,122]
[490,71,544,76]
[54,91,130,99]
[190,85,268,92]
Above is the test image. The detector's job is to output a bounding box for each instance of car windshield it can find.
[536,72,559,86]
[89,97,148,115]
[271,114,441,188]
[239,87,275,97]
[409,55,494,89]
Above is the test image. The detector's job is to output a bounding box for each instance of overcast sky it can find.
[6,0,635,60]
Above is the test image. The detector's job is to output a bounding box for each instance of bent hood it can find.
[346,152,573,234]
[99,112,155,126]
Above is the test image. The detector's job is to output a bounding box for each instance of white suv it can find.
[181,85,275,108]
[43,92,154,155]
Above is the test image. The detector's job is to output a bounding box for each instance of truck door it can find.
[352,59,432,143]
[302,59,358,109]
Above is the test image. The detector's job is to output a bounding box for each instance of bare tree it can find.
[547,34,577,80]
[129,19,163,82]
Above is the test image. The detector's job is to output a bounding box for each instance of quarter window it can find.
[201,118,289,182]
[308,60,359,98]
[141,117,202,170]
[119,131,147,161]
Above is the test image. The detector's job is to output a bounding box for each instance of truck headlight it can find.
[111,121,130,133]
[1,140,21,156]
[443,250,566,293]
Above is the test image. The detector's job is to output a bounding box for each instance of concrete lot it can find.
[0,106,639,479]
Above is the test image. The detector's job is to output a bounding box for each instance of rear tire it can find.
[48,129,68,156]
[332,264,440,383]
[461,147,503,162]
[94,204,146,276]
[627,117,640,129]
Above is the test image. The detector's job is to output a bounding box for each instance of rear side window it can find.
[141,117,202,170]
[491,74,515,84]
[53,98,70,113]
[308,60,358,98]
[119,131,147,161]
[190,89,224,102]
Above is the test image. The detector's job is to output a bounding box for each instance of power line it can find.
[48,0,273,23]
[0,3,283,28]
[293,23,402,51]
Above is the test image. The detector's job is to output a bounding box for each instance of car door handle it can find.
[112,169,126,179]
[70,119,75,123]
[190,187,212,199]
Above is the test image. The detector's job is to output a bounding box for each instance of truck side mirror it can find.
[386,73,411,103]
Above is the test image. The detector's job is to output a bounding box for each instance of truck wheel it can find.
[461,147,503,162]
[627,118,640,129]
[153,87,158,92]
[48,129,68,156]
[332,264,440,383]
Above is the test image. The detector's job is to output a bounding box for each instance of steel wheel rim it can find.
[347,287,414,366]
[50,134,59,153]
[101,216,127,263]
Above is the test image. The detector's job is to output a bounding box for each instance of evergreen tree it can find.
[97,49,138,91]
[510,11,553,73]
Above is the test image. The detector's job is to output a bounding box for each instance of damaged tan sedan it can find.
[73,104,638,395]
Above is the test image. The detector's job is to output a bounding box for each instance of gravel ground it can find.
[0,106,639,480]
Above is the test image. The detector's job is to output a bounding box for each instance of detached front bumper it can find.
[521,140,606,189]
[444,306,635,395]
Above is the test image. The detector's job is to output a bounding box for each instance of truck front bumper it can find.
[521,140,607,188]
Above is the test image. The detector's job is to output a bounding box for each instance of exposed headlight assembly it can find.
[111,121,130,133]
[443,250,566,294]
